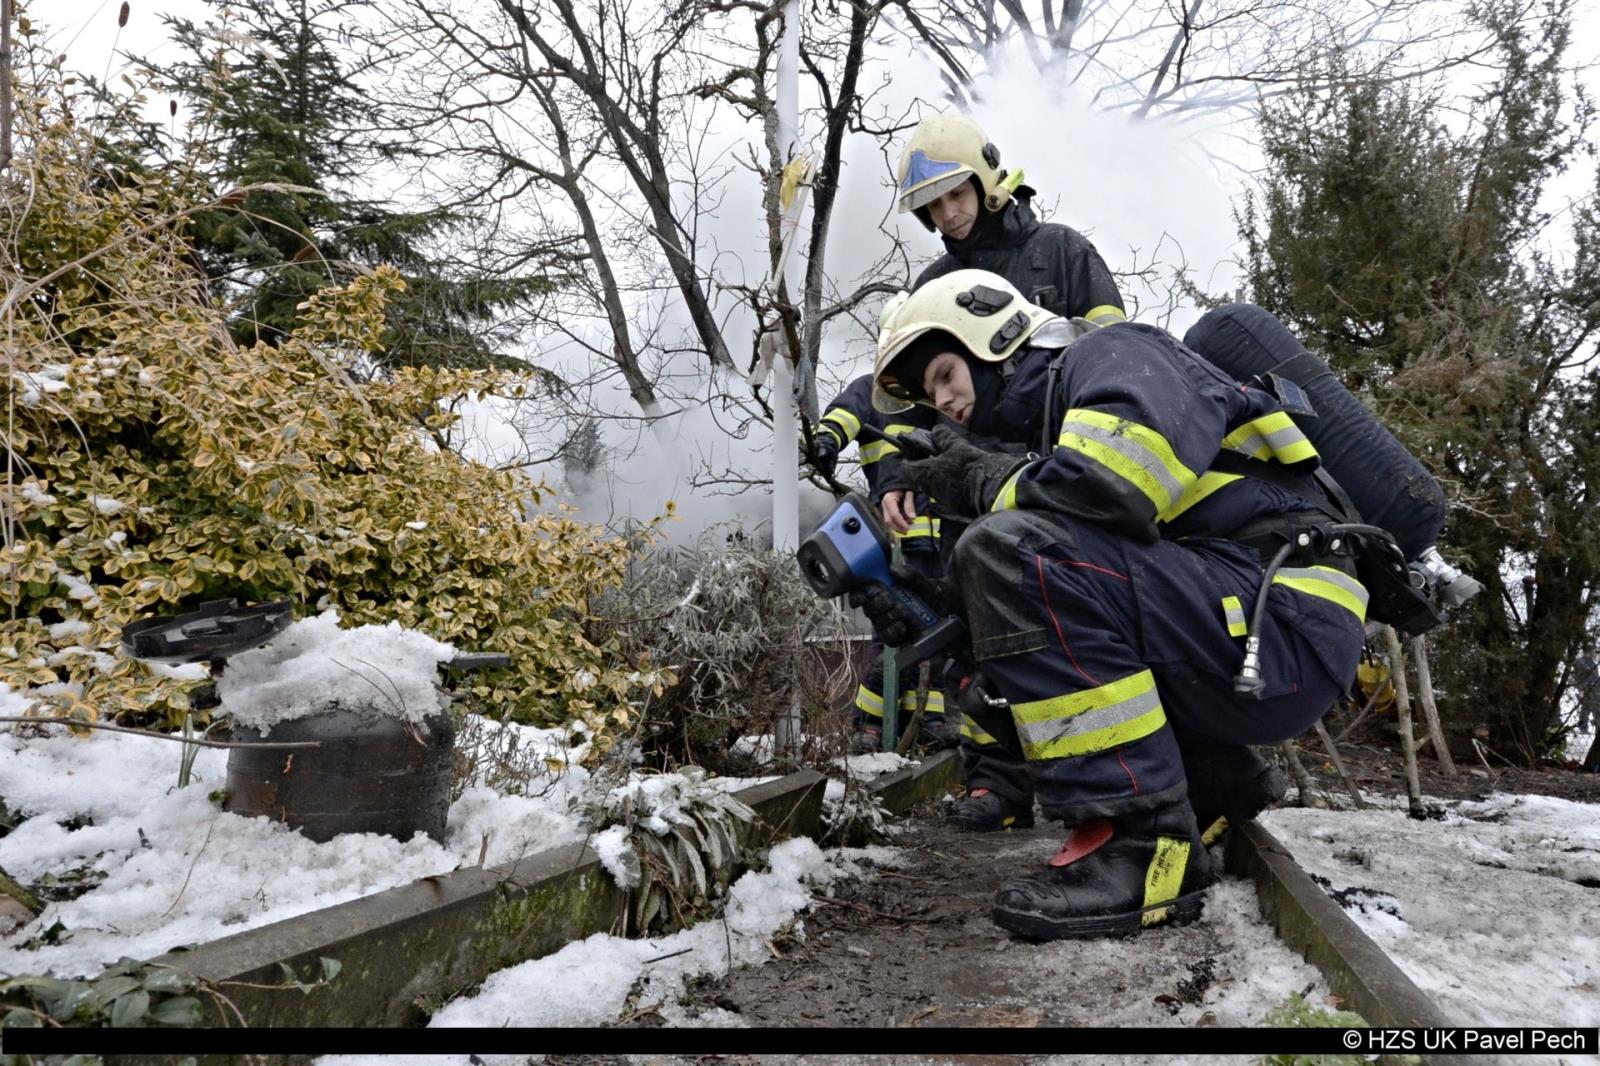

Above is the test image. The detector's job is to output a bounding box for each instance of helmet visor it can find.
[898,150,973,213]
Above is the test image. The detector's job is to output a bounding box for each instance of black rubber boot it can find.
[1185,744,1289,846]
[948,788,1034,832]
[914,716,961,752]
[991,798,1215,940]
[849,725,882,755]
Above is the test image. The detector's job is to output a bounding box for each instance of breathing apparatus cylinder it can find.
[1183,304,1447,562]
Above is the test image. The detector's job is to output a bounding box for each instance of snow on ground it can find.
[1261,793,1600,1028]
[420,838,901,1029]
[0,718,593,978]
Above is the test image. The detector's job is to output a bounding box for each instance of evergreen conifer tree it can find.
[1240,0,1600,761]
[150,0,551,369]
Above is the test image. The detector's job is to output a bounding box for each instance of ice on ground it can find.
[429,837,859,1028]
[216,609,457,733]
[0,719,590,978]
[1261,793,1600,1027]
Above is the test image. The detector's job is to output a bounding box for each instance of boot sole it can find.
[992,887,1210,941]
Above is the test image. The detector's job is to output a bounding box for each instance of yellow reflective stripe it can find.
[990,465,1027,512]
[1058,409,1195,513]
[1158,470,1243,523]
[855,684,884,718]
[1273,565,1369,622]
[961,714,998,745]
[1010,669,1166,760]
[901,515,939,539]
[883,423,918,437]
[1083,304,1127,325]
[1141,836,1192,925]
[901,689,945,713]
[1223,412,1318,465]
[822,408,861,442]
[859,439,899,464]
[1221,595,1248,637]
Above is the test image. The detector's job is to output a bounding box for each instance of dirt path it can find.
[653,808,1303,1031]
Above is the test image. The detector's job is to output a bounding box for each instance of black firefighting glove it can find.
[808,428,841,477]
[900,424,1032,520]
[847,561,955,647]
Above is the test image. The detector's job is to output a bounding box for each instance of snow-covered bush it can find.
[593,528,846,770]
[0,58,665,741]
[591,768,757,934]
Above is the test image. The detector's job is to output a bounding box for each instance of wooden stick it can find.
[1382,626,1425,816]
[0,717,320,749]
[1313,718,1367,809]
[1279,740,1327,808]
[895,661,932,757]
[1408,635,1456,775]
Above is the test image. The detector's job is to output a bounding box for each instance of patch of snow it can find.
[46,620,91,642]
[591,824,639,889]
[54,572,99,608]
[12,366,70,406]
[831,751,911,778]
[145,660,211,681]
[1261,793,1600,1027]
[428,837,840,1028]
[404,520,428,530]
[18,482,56,507]
[0,718,589,977]
[217,609,456,734]
[86,495,128,516]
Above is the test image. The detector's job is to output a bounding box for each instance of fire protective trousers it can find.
[952,508,1366,823]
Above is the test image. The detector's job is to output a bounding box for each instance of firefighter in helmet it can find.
[859,271,1364,939]
[883,112,1128,833]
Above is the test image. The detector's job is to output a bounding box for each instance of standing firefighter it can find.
[886,112,1127,832]
[863,271,1366,939]
[810,374,956,753]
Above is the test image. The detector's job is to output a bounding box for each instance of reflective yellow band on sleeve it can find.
[901,514,939,539]
[859,439,900,464]
[1159,470,1244,523]
[1272,565,1369,622]
[883,422,918,437]
[1223,411,1318,466]
[1058,409,1195,513]
[1084,304,1127,325]
[1221,595,1248,637]
[990,465,1027,512]
[855,684,885,719]
[822,408,862,443]
[961,714,999,746]
[1010,669,1166,761]
[1141,836,1193,925]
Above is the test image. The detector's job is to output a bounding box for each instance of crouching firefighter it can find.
[863,270,1368,939]
[809,373,957,753]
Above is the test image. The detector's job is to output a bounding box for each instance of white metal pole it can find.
[772,0,803,759]
[771,0,801,554]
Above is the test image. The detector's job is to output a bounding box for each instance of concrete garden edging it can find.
[1227,822,1467,1066]
[144,770,826,1028]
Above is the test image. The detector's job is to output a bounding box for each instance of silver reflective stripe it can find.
[1014,685,1162,752]
[1059,418,1188,507]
